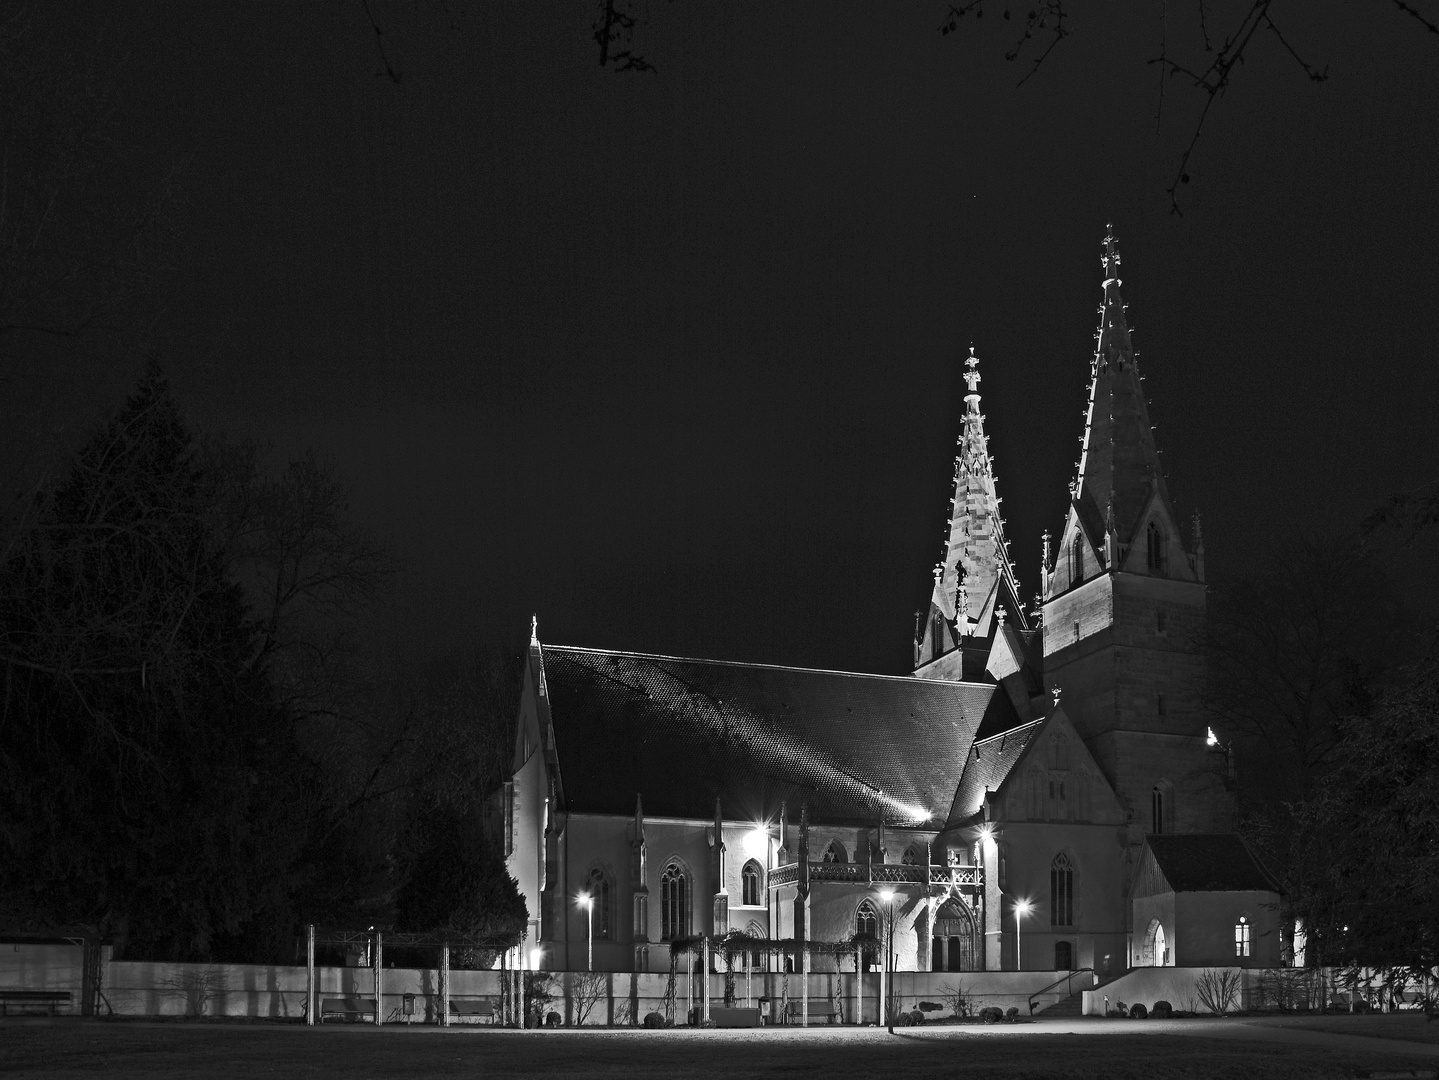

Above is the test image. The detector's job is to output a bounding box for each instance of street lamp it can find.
[1014,899,1032,971]
[577,893,594,972]
[879,888,896,1034]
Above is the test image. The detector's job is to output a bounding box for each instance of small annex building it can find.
[499,228,1261,979]
[1131,835,1284,969]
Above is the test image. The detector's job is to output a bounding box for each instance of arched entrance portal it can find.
[931,898,980,972]
[1145,919,1168,966]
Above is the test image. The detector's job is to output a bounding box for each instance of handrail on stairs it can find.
[1027,968,1095,1014]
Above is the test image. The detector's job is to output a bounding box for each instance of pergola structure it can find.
[305,926,521,1027]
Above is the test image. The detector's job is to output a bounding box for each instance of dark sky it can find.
[13,2,1439,675]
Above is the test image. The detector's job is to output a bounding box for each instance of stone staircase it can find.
[1034,991,1085,1018]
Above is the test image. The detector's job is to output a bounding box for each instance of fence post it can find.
[374,932,384,1026]
[440,945,450,1027]
[306,925,315,1026]
[702,939,710,1024]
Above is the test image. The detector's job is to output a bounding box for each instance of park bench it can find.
[449,998,497,1023]
[784,1000,842,1024]
[320,997,378,1022]
[0,990,71,1016]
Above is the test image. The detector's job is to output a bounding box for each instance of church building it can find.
[499,228,1282,980]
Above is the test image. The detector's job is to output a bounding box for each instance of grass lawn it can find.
[1251,1011,1439,1046]
[1,1020,1437,1079]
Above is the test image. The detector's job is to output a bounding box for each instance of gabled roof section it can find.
[946,717,1044,825]
[1072,226,1184,555]
[540,644,997,826]
[917,348,1027,669]
[1146,835,1284,893]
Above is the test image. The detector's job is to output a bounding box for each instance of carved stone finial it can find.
[996,606,1007,626]
[529,614,539,646]
[1051,686,1063,707]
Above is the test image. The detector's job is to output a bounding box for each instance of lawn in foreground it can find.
[1,1020,1437,1080]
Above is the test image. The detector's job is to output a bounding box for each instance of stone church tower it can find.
[1040,227,1231,835]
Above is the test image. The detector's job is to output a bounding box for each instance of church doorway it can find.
[932,898,980,972]
[1145,919,1168,966]
[1054,940,1072,971]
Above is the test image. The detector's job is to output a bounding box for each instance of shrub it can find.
[979,1006,1004,1024]
[643,1011,665,1028]
[896,1011,914,1027]
[1129,1003,1148,1019]
[939,982,973,1019]
[1151,1000,1173,1018]
[1113,1000,1128,1018]
[545,1011,561,1027]
[1005,1007,1019,1022]
[1196,969,1242,1016]
[909,1009,925,1025]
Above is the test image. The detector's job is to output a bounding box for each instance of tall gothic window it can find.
[1152,784,1166,834]
[824,840,847,864]
[586,866,612,939]
[1146,522,1167,575]
[1050,853,1074,927]
[1235,916,1251,957]
[741,860,762,906]
[1072,535,1084,583]
[660,861,688,941]
[856,900,879,939]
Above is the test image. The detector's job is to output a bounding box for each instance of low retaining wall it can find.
[0,945,1087,1024]
[1080,967,1428,1016]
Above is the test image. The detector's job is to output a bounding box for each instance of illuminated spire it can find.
[1075,226,1172,554]
[919,347,1027,667]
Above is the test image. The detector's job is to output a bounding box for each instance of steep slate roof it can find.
[1146,835,1283,893]
[946,718,1045,825]
[1074,227,1184,551]
[541,645,1001,827]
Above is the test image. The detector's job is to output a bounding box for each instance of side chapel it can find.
[499,228,1282,979]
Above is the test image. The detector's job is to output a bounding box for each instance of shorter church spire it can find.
[916,347,1027,671]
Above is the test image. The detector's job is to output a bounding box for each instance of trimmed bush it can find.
[909,1009,925,1025]
[643,1011,665,1028]
[1151,1000,1173,1018]
[895,1011,914,1027]
[979,1006,1004,1024]
[1129,1003,1148,1019]
[546,1011,561,1027]
[1004,1007,1019,1022]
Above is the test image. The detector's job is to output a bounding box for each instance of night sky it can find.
[10,3,1438,676]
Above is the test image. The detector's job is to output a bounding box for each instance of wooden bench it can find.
[0,990,71,1016]
[784,1000,842,1024]
[320,997,378,1022]
[449,999,497,1023]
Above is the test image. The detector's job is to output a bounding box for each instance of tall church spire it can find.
[1046,224,1199,598]
[915,347,1026,674]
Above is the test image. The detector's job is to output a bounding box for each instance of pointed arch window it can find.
[901,844,922,866]
[741,860,763,906]
[660,861,689,941]
[1151,781,1173,835]
[1146,522,1167,575]
[1072,535,1084,584]
[1050,853,1074,927]
[823,840,848,864]
[586,866,613,939]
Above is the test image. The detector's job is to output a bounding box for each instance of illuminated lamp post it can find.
[1014,899,1032,971]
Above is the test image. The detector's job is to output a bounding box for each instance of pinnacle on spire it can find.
[530,614,539,647]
